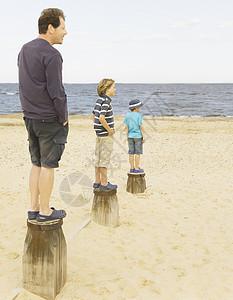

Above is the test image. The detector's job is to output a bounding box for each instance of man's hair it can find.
[97,79,115,96]
[38,8,65,34]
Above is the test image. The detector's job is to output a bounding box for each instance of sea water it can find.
[1,83,233,117]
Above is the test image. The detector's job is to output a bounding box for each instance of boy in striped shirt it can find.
[91,79,118,190]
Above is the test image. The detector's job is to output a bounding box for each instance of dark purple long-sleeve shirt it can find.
[18,38,68,123]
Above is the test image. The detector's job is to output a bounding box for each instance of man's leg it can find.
[100,167,107,186]
[39,167,54,215]
[95,166,101,184]
[29,164,41,211]
[135,154,140,170]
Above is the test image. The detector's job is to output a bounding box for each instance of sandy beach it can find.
[1,114,233,300]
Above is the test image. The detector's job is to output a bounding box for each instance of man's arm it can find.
[99,115,114,136]
[91,113,95,122]
[46,53,68,124]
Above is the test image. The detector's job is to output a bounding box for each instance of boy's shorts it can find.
[128,138,143,155]
[95,136,114,168]
[24,117,69,168]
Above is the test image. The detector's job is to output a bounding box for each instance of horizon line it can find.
[1,82,233,85]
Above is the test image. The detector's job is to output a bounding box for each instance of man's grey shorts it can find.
[24,117,69,168]
[128,138,143,155]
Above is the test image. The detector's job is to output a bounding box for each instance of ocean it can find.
[1,83,233,117]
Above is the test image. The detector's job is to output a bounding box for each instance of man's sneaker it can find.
[93,183,101,188]
[134,168,144,173]
[36,207,66,222]
[99,182,118,190]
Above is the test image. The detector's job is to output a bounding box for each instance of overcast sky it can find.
[1,0,233,83]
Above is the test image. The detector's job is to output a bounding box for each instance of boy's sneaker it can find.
[134,168,144,173]
[130,168,135,173]
[93,183,101,188]
[99,182,118,190]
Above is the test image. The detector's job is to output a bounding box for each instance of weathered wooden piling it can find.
[126,172,146,194]
[23,219,67,300]
[92,189,119,227]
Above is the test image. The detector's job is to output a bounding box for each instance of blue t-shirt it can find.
[124,112,143,138]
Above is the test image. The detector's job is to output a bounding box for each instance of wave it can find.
[0,92,19,95]
[152,91,170,95]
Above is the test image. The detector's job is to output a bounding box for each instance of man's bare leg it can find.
[29,165,41,211]
[39,167,54,215]
[100,167,107,186]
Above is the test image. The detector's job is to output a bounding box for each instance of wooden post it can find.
[126,172,146,194]
[23,219,67,300]
[91,189,119,227]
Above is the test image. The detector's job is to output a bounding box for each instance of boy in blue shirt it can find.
[124,99,145,173]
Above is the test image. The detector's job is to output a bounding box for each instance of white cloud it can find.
[200,34,218,41]
[120,28,131,32]
[111,35,173,43]
[69,31,87,37]
[187,18,199,25]
[171,18,199,29]
[171,22,186,29]
[218,21,233,29]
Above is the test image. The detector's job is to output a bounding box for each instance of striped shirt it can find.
[92,95,114,136]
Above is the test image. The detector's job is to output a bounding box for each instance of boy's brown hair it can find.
[97,79,115,97]
[38,8,65,34]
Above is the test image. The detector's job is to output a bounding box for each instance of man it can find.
[18,8,68,222]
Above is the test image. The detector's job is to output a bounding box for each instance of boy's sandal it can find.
[93,183,101,188]
[134,168,144,173]
[28,210,39,220]
[36,207,66,222]
[99,182,118,190]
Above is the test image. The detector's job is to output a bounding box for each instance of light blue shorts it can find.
[128,138,143,155]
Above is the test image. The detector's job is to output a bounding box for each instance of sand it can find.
[1,114,233,300]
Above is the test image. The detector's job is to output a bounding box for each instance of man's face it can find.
[53,17,67,44]
[106,83,116,97]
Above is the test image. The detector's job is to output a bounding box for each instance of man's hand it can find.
[108,129,115,136]
[63,121,68,126]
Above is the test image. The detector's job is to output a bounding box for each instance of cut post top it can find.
[27,219,63,231]
[93,188,117,196]
[127,172,145,176]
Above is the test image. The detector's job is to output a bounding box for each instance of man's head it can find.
[38,8,67,45]
[97,79,116,97]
